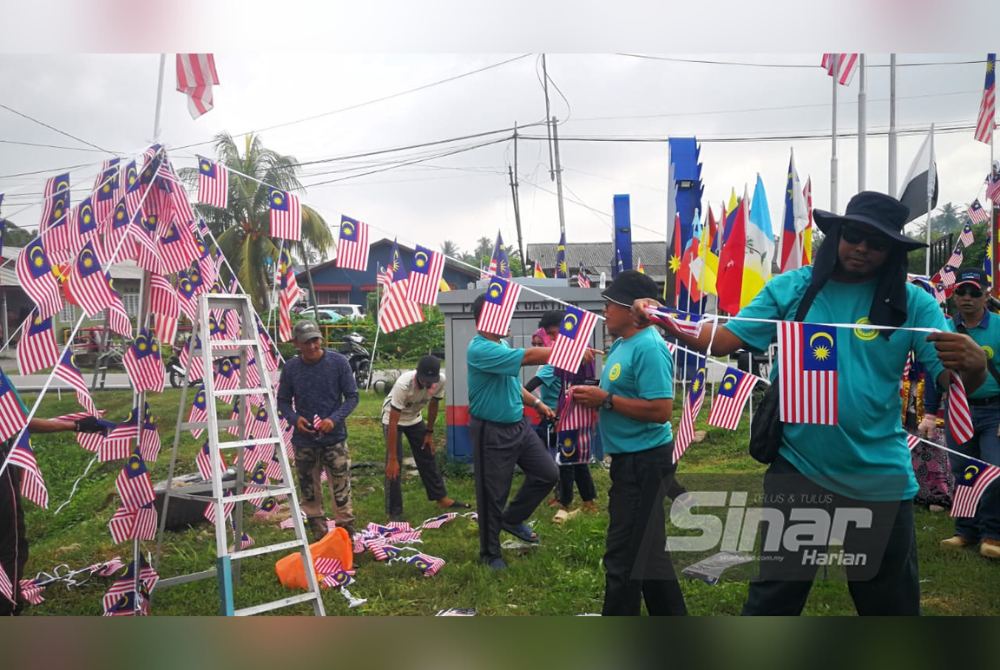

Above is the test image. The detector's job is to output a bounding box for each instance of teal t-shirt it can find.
[535,365,561,409]
[467,335,525,424]
[599,327,675,453]
[725,266,948,501]
[944,311,1000,400]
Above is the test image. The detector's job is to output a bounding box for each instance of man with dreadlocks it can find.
[634,191,987,616]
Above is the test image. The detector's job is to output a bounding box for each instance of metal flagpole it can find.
[858,54,867,191]
[925,124,935,277]
[366,284,383,390]
[888,54,898,198]
[831,57,839,213]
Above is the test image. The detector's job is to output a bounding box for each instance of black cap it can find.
[416,355,441,384]
[601,270,659,307]
[813,191,924,250]
[955,267,990,289]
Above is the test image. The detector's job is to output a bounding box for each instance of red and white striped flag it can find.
[547,306,597,373]
[407,245,446,306]
[16,310,58,375]
[196,442,226,482]
[16,237,63,320]
[54,351,98,416]
[476,276,521,336]
[0,372,27,444]
[906,433,920,451]
[123,330,165,394]
[204,490,235,524]
[248,405,273,439]
[176,54,220,119]
[38,173,70,235]
[407,552,445,578]
[101,407,140,462]
[379,279,424,334]
[778,322,838,425]
[8,432,48,509]
[150,274,179,348]
[0,565,13,605]
[821,53,860,86]
[559,388,596,432]
[93,160,120,228]
[674,367,707,463]
[158,221,200,274]
[336,216,370,271]
[69,197,100,256]
[122,162,144,219]
[644,307,707,338]
[196,156,228,208]
[975,54,996,145]
[707,367,757,430]
[968,201,989,225]
[66,242,116,317]
[951,458,1000,517]
[947,247,964,268]
[116,453,156,511]
[947,372,974,445]
[226,402,242,437]
[187,386,208,439]
[140,412,160,463]
[214,357,240,401]
[269,189,301,241]
[108,504,157,544]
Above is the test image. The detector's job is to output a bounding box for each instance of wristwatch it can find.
[600,393,614,411]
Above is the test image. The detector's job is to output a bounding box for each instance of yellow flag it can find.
[533,260,546,278]
[438,278,451,292]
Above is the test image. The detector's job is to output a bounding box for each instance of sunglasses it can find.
[841,226,891,252]
[954,285,984,298]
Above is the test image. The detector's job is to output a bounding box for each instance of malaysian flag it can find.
[103,590,148,617]
[556,429,591,465]
[8,432,48,509]
[488,232,511,278]
[947,247,965,268]
[265,449,284,482]
[315,558,355,588]
[15,237,63,320]
[109,504,157,543]
[707,367,757,430]
[123,162,144,218]
[407,553,445,578]
[54,351,98,415]
[16,310,58,375]
[947,371,974,445]
[821,53,860,86]
[951,458,1000,518]
[176,268,206,321]
[420,512,459,529]
[105,199,133,259]
[176,54,220,119]
[674,366,708,463]
[149,274,179,348]
[140,410,160,463]
[70,197,100,255]
[336,215,370,271]
[644,307,707,338]
[778,322,838,425]
[204,490,235,524]
[548,306,597,374]
[577,262,591,288]
[116,453,155,511]
[248,405,272,439]
[967,202,988,227]
[407,245,446,306]
[18,578,44,606]
[378,241,424,333]
[106,278,132,339]
[376,265,391,287]
[101,407,140,462]
[906,433,921,451]
[254,496,279,519]
[476,276,521,336]
[158,221,200,274]
[196,156,228,208]
[192,229,218,289]
[39,173,70,234]
[269,189,301,241]
[66,242,116,317]
[941,264,958,287]
[987,169,1000,203]
[123,330,165,394]
[226,402,242,437]
[196,442,226,482]
[93,159,120,228]
[369,543,404,561]
[560,388,597,432]
[975,54,996,144]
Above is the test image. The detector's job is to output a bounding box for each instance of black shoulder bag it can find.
[747,287,820,464]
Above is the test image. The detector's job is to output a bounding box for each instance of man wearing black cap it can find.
[381,354,470,521]
[921,267,1000,559]
[277,319,359,540]
[633,192,987,615]
[572,270,688,616]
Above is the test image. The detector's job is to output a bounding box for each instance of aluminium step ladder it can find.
[153,293,325,616]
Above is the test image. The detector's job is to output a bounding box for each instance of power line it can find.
[0,139,111,153]
[616,54,987,69]
[0,103,115,154]
[173,54,534,151]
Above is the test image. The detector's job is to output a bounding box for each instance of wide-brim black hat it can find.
[813,191,925,251]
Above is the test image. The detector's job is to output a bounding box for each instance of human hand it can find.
[295,416,317,435]
[74,416,112,435]
[386,459,401,481]
[631,298,663,328]
[571,385,607,409]
[927,331,987,374]
[536,402,556,420]
[422,432,435,455]
[917,416,937,438]
[581,348,604,364]
[317,418,335,434]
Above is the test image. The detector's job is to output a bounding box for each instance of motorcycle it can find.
[339,332,372,390]
[167,345,202,389]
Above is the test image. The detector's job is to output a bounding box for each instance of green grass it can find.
[16,389,1000,616]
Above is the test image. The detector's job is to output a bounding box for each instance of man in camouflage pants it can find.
[277,320,359,540]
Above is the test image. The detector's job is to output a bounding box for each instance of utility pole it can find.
[831,57,839,213]
[509,124,526,276]
[888,54,898,198]
[551,115,568,266]
[542,54,555,181]
[858,54,867,191]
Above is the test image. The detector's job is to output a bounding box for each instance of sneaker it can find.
[307,516,329,543]
[582,500,598,515]
[981,539,1000,560]
[940,535,976,548]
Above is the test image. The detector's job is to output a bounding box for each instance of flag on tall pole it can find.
[554,232,567,279]
[803,177,814,265]
[974,54,996,145]
[716,188,748,314]
[778,322,839,425]
[821,54,860,86]
[335,216,370,271]
[476,276,521,336]
[176,54,220,119]
[269,189,301,241]
[533,260,546,278]
[779,150,809,273]
[899,127,938,224]
[577,261,591,288]
[743,176,773,307]
[488,232,511,278]
[196,157,228,208]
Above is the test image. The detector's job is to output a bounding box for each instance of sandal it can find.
[439,499,471,509]
[501,521,539,543]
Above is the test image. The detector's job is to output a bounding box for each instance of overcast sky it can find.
[0,53,993,263]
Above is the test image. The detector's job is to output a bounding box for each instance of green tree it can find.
[440,240,460,258]
[180,133,333,310]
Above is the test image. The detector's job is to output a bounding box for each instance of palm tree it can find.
[180,133,333,310]
[440,240,460,258]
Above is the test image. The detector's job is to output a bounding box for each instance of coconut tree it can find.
[180,132,333,310]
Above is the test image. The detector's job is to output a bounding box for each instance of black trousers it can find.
[558,464,597,505]
[0,455,26,616]
[602,443,687,616]
[741,454,920,616]
[470,416,559,562]
[383,421,449,516]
